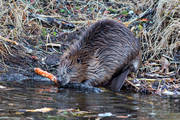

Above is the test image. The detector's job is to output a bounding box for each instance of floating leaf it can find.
[63,111,68,115]
[15,112,24,115]
[58,108,90,117]
[47,116,66,120]
[24,107,54,113]
[116,115,129,118]
[98,112,112,117]
[58,108,75,113]
[0,85,6,89]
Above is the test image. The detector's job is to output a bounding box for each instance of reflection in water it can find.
[0,81,180,120]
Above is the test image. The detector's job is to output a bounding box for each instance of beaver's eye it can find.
[77,58,81,64]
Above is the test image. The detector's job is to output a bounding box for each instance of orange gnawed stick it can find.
[139,18,149,22]
[34,68,58,85]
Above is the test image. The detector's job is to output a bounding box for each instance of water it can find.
[0,81,180,120]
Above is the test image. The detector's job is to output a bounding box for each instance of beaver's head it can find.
[57,42,88,86]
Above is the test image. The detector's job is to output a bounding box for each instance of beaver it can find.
[57,19,141,92]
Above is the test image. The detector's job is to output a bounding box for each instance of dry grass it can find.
[0,0,141,56]
[0,0,179,76]
[141,0,180,61]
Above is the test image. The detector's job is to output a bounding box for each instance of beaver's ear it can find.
[77,58,81,64]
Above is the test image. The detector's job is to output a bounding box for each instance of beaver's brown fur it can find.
[57,19,141,91]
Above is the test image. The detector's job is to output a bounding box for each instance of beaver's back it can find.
[78,19,140,86]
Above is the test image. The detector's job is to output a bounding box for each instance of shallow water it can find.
[0,81,180,120]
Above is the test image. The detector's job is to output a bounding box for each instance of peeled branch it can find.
[34,68,58,85]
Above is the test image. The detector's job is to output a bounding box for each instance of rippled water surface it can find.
[0,81,180,120]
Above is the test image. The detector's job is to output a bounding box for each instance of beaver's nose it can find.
[57,75,68,86]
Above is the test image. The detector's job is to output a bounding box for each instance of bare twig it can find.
[126,80,140,91]
[0,36,19,45]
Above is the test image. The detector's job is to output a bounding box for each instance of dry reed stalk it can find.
[141,0,179,61]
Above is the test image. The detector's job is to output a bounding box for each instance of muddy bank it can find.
[0,0,179,95]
